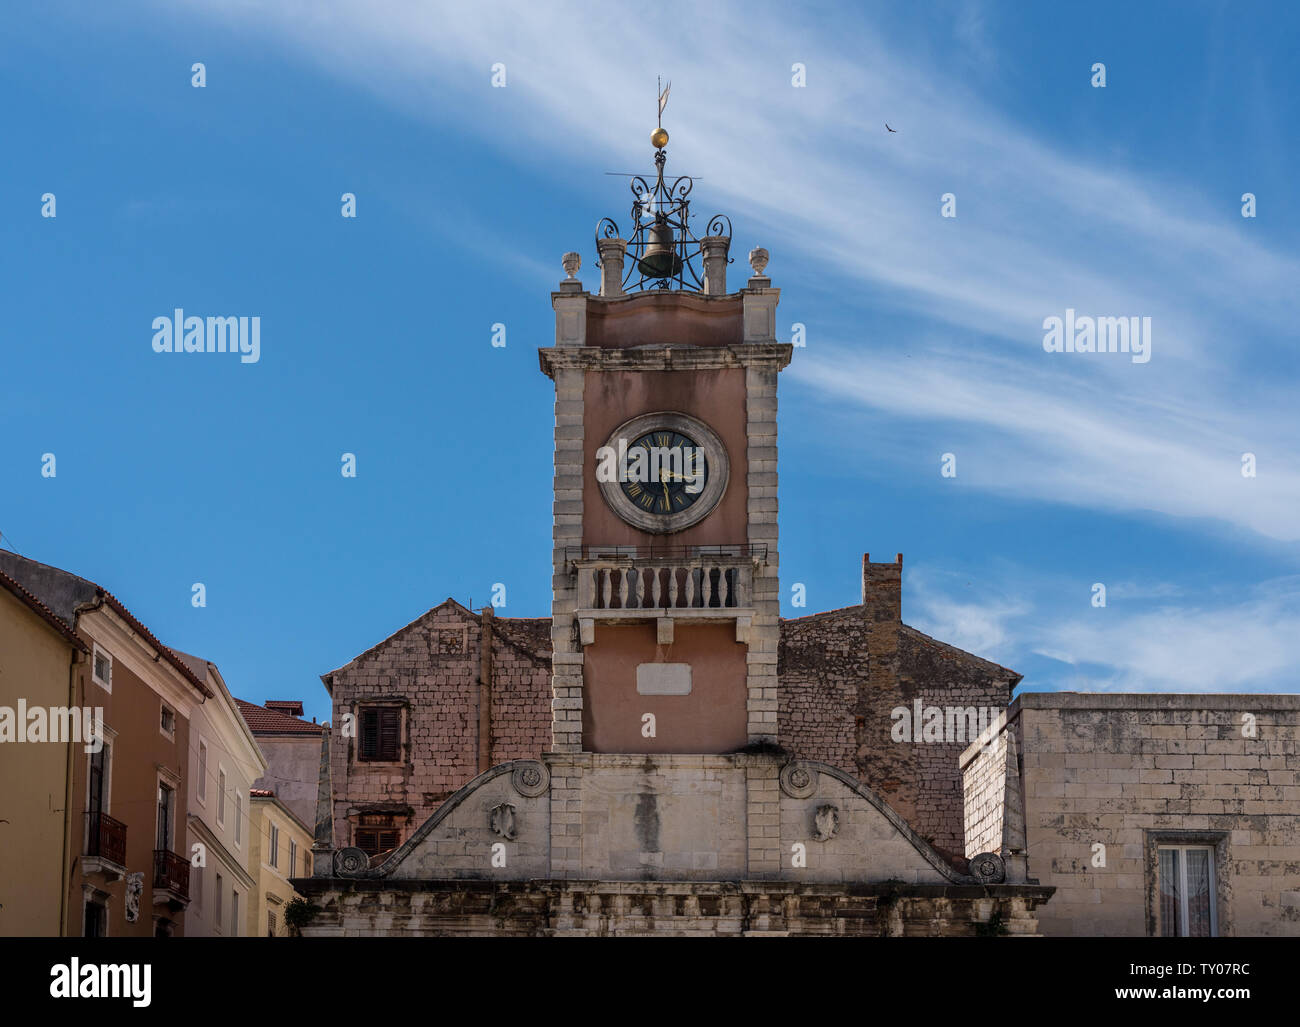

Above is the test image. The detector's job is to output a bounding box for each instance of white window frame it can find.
[91,643,112,693]
[230,889,240,937]
[290,839,298,878]
[234,792,242,848]
[214,873,224,935]
[159,702,176,740]
[269,822,279,869]
[1158,844,1218,938]
[216,765,227,828]
[155,775,177,852]
[196,740,208,804]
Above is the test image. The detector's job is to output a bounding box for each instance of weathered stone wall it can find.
[962,723,1008,858]
[296,878,1049,937]
[1012,693,1300,937]
[323,601,551,849]
[779,593,1016,859]
[300,752,1054,936]
[323,558,1019,861]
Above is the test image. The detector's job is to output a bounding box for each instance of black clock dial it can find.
[619,429,709,516]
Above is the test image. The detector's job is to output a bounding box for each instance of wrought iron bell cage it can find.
[596,145,733,294]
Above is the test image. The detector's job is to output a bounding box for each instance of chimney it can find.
[861,553,903,622]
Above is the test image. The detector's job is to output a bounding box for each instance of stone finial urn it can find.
[562,252,581,279]
[748,247,769,276]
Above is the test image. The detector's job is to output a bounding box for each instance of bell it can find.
[637,216,682,279]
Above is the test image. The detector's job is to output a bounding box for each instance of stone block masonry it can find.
[973,692,1300,937]
[321,601,551,850]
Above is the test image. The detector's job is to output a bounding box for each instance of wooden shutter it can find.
[378,709,400,761]
[359,709,379,760]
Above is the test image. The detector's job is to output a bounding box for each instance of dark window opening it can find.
[355,827,400,857]
[358,707,401,762]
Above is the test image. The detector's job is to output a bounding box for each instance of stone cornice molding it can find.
[539,343,793,378]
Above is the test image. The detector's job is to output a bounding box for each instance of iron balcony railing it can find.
[84,811,127,867]
[152,849,190,899]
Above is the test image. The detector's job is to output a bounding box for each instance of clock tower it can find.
[540,122,791,756]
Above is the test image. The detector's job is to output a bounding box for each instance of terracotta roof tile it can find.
[235,697,325,735]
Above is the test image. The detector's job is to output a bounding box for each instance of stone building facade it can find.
[963,693,1300,937]
[320,563,1014,867]
[297,132,1296,938]
[321,603,551,857]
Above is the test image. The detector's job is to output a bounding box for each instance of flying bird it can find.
[885,123,897,133]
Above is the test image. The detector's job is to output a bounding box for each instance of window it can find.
[269,823,279,868]
[230,890,240,936]
[88,741,110,817]
[356,812,399,856]
[92,644,112,692]
[234,793,242,846]
[84,898,107,938]
[1159,845,1217,937]
[197,741,208,802]
[156,783,175,852]
[358,707,401,762]
[214,874,224,933]
[192,863,202,912]
[355,827,400,857]
[217,768,227,826]
[160,704,175,738]
[290,840,298,877]
[267,910,277,937]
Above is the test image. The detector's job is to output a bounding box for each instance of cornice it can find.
[539,342,793,378]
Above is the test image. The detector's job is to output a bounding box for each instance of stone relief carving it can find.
[779,761,818,799]
[490,802,518,840]
[511,761,550,798]
[334,847,370,877]
[813,804,839,842]
[124,871,144,922]
[969,852,1006,884]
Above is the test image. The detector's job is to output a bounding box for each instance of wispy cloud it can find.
[1032,577,1300,692]
[912,563,1300,693]
[162,0,1299,544]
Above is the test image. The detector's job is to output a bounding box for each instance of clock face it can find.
[619,429,709,517]
[597,412,729,534]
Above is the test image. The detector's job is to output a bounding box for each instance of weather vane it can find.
[594,77,732,292]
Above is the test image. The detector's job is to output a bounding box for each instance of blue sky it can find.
[3,1,1297,722]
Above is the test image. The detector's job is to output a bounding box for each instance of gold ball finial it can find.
[651,127,669,149]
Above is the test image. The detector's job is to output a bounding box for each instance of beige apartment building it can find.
[0,551,212,937]
[0,568,88,936]
[176,652,266,937]
[248,788,313,936]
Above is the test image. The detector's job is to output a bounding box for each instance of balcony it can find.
[566,544,764,643]
[152,849,190,908]
[81,811,127,881]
